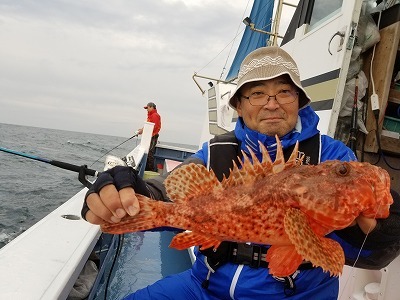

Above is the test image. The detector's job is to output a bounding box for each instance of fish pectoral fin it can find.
[165,163,222,203]
[169,231,221,250]
[284,208,344,276]
[266,245,303,277]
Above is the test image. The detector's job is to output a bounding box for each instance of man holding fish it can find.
[82,47,400,299]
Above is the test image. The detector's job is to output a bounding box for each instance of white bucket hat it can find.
[229,46,311,110]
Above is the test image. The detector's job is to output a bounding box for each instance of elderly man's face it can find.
[236,75,299,137]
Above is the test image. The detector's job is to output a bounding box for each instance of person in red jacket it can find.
[137,102,161,171]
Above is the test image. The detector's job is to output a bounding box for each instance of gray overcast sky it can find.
[0,0,253,146]
[0,0,296,146]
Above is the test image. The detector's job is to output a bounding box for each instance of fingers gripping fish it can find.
[101,136,393,277]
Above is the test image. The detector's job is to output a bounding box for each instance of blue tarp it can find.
[225,0,275,81]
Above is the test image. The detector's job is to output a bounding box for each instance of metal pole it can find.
[272,0,284,45]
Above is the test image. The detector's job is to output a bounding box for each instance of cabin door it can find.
[280,0,363,135]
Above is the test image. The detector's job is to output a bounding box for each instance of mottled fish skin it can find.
[101,136,393,277]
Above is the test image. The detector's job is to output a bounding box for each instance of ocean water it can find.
[0,122,193,249]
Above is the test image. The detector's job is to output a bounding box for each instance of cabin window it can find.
[308,0,343,31]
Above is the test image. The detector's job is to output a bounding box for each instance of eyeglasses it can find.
[241,89,299,106]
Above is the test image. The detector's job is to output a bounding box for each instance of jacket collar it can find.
[147,108,158,116]
[234,106,320,160]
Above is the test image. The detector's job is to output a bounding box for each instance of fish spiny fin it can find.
[169,231,221,250]
[273,135,286,173]
[285,141,303,169]
[258,141,274,171]
[245,145,265,178]
[238,149,258,183]
[284,208,344,276]
[266,245,303,277]
[165,163,222,203]
[223,159,246,188]
[220,172,231,188]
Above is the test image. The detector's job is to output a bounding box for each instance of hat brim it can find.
[229,70,311,110]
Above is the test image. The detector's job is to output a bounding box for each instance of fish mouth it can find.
[365,167,393,214]
[377,169,393,204]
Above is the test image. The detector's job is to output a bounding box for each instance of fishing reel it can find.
[104,155,136,171]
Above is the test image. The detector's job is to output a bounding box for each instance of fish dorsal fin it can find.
[222,159,244,187]
[222,136,303,188]
[240,148,259,179]
[272,135,286,173]
[286,140,303,169]
[246,145,264,176]
[258,141,273,171]
[222,149,259,188]
[165,163,222,203]
[271,135,302,173]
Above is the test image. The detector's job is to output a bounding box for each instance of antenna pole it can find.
[272,1,298,46]
[272,0,283,46]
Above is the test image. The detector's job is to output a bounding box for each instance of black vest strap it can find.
[208,131,240,181]
[283,134,320,165]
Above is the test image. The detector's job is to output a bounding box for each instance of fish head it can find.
[295,160,393,228]
[339,161,393,217]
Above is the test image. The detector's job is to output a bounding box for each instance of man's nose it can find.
[262,96,280,108]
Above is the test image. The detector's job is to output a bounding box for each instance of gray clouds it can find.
[0,0,248,145]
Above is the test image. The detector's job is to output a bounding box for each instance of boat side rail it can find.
[0,122,155,299]
[192,73,237,95]
[0,189,101,299]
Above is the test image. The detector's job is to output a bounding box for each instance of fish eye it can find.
[336,163,350,176]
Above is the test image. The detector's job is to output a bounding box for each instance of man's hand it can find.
[350,215,377,234]
[81,166,150,224]
[85,186,140,225]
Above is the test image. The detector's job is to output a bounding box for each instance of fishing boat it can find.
[1,0,399,299]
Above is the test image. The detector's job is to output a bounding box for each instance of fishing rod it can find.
[0,130,140,188]
[89,132,139,167]
[0,146,99,188]
[348,76,358,152]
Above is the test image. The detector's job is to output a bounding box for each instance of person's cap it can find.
[228,46,311,110]
[144,102,156,109]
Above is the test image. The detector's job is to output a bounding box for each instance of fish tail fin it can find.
[100,194,168,234]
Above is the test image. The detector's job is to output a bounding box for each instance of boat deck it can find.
[90,231,192,299]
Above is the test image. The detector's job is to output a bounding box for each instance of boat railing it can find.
[192,73,237,95]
